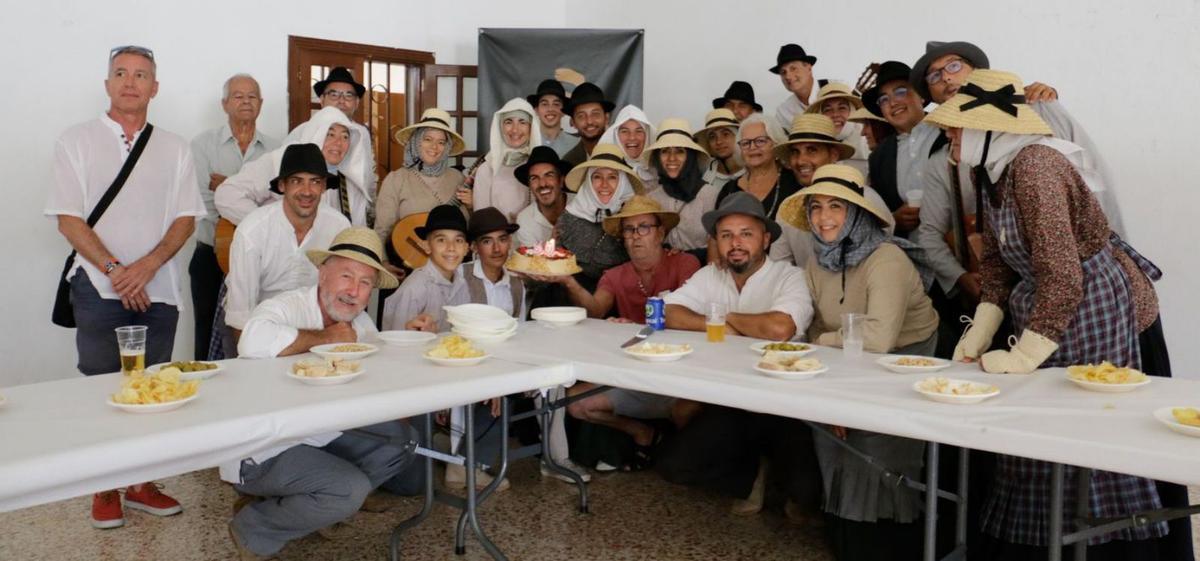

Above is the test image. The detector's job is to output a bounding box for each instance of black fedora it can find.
[565,82,615,114]
[414,204,468,240]
[711,81,763,112]
[909,41,991,102]
[862,60,929,118]
[467,207,520,242]
[313,67,366,97]
[769,44,818,74]
[514,146,571,186]
[269,143,338,194]
[526,79,568,107]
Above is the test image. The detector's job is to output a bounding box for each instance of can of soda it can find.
[645,297,666,330]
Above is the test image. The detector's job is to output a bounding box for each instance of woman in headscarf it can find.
[806,82,871,176]
[474,98,542,221]
[644,118,720,259]
[928,69,1184,561]
[373,108,469,275]
[599,105,658,190]
[778,164,939,561]
[555,143,645,292]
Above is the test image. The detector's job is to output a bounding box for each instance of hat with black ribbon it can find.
[769,44,818,74]
[645,118,709,158]
[514,145,572,186]
[804,82,864,115]
[564,82,615,114]
[305,227,400,289]
[413,204,468,241]
[924,69,1052,135]
[564,143,646,193]
[269,143,338,194]
[392,108,466,156]
[774,114,856,161]
[711,81,763,112]
[694,108,741,154]
[778,164,894,231]
[527,79,568,106]
[313,66,366,97]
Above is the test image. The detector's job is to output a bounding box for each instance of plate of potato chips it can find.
[1154,406,1200,438]
[1066,362,1150,393]
[423,335,489,366]
[107,367,200,413]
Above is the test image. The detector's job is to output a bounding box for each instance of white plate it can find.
[309,343,379,361]
[451,328,516,346]
[147,361,224,380]
[452,322,519,337]
[1153,407,1200,438]
[107,393,197,414]
[377,330,438,347]
[749,341,816,357]
[913,378,1000,405]
[876,355,953,374]
[622,346,693,362]
[753,364,828,380]
[285,367,365,386]
[423,353,490,367]
[444,304,513,324]
[531,306,587,327]
[1066,374,1151,393]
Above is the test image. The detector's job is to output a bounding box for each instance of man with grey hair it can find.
[189,73,278,360]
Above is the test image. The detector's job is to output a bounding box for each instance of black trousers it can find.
[188,242,223,361]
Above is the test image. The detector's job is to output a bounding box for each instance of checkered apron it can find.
[978,180,1167,546]
[206,283,228,360]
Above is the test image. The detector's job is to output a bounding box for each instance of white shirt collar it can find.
[472,259,511,288]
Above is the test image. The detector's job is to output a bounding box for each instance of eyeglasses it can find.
[620,223,660,238]
[737,136,772,149]
[925,58,966,85]
[109,45,154,62]
[876,87,911,109]
[323,90,358,101]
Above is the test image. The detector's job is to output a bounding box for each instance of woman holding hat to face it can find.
[556,143,645,292]
[475,98,543,222]
[695,108,745,186]
[927,69,1176,560]
[806,82,871,176]
[644,118,721,257]
[777,164,938,560]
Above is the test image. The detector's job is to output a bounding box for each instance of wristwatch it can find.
[104,260,122,274]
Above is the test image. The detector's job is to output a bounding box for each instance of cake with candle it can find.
[505,239,581,276]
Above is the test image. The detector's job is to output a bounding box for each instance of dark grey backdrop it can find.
[477,28,644,155]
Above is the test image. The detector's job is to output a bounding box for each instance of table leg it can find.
[454,399,509,560]
[1073,468,1090,561]
[924,442,940,561]
[956,448,969,549]
[1048,462,1065,561]
[390,413,436,561]
[538,388,589,513]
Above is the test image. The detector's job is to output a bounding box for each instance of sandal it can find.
[623,426,664,472]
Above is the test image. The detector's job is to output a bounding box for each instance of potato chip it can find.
[1067,362,1147,384]
[427,335,484,359]
[111,367,199,405]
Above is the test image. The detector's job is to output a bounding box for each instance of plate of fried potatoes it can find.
[877,355,952,374]
[107,367,200,413]
[423,335,489,366]
[1066,362,1151,393]
[1154,406,1200,437]
[148,360,223,380]
[287,358,364,386]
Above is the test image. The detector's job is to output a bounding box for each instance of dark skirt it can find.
[825,514,922,561]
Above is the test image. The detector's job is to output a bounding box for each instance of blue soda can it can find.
[646,297,666,330]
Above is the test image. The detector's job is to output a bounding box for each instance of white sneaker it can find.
[594,460,620,473]
[444,463,510,492]
[540,458,593,483]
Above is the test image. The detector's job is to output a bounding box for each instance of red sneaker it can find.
[124,483,182,516]
[91,490,124,529]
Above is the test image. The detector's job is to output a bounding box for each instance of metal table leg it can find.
[924,442,940,561]
[1048,462,1065,561]
[453,398,509,560]
[1073,468,1090,561]
[389,413,436,561]
[536,388,589,513]
[956,448,969,550]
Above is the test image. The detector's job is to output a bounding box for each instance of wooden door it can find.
[420,64,480,171]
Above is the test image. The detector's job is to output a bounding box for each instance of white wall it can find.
[4,1,1198,387]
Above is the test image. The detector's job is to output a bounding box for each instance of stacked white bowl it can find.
[530,306,587,327]
[444,304,519,345]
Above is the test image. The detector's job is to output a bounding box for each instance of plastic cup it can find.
[907,189,924,208]
[706,303,727,343]
[115,325,147,375]
[841,313,866,359]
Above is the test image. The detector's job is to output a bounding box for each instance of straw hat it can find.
[392,108,466,156]
[774,114,856,161]
[645,118,709,160]
[924,69,1052,135]
[693,108,740,154]
[564,143,646,194]
[778,165,893,231]
[305,227,400,289]
[847,106,887,123]
[803,82,864,115]
[601,195,681,238]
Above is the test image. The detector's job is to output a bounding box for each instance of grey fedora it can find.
[701,191,782,242]
[910,41,990,101]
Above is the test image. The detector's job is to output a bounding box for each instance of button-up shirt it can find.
[542,128,579,158]
[380,261,469,331]
[664,257,813,339]
[190,123,278,245]
[464,260,526,318]
[514,194,573,249]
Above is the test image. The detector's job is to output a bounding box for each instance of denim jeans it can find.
[70,270,178,375]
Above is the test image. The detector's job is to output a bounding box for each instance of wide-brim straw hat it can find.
[645,118,709,163]
[774,114,856,161]
[694,108,740,154]
[778,164,893,231]
[305,227,400,289]
[804,82,864,115]
[847,106,887,123]
[564,143,646,194]
[601,195,681,238]
[392,108,466,156]
[924,69,1052,135]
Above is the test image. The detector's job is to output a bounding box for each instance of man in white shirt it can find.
[769,44,822,132]
[513,146,572,249]
[189,73,278,360]
[45,44,206,530]
[229,228,412,559]
[310,67,377,219]
[218,143,350,357]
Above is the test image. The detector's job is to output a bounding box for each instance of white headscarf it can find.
[280,106,371,221]
[565,167,637,223]
[958,128,1105,195]
[599,105,657,184]
[487,97,541,174]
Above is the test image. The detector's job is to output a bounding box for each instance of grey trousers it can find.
[232,422,418,556]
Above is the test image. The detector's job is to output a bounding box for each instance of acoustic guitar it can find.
[214,217,236,275]
[388,157,485,269]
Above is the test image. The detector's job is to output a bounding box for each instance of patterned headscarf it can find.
[404,128,451,176]
[811,203,934,302]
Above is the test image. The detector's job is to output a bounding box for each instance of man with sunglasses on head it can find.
[45,45,207,530]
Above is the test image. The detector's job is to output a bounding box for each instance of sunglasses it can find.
[109,45,155,62]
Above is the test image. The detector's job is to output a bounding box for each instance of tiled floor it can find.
[0,460,1196,561]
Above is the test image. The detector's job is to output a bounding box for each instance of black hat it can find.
[526,79,568,107]
[711,81,763,112]
[269,143,337,194]
[467,207,520,242]
[909,41,991,102]
[701,191,782,242]
[769,44,818,74]
[414,204,468,240]
[565,82,615,114]
[514,146,571,186]
[862,60,929,118]
[313,67,366,97]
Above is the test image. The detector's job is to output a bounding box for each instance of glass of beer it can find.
[706,303,727,343]
[115,325,148,375]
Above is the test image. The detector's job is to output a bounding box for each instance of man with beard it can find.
[561,82,614,167]
[528,79,577,157]
[514,146,572,248]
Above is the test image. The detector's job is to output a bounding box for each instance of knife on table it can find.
[620,326,655,348]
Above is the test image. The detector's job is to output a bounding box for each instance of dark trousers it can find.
[188,242,224,360]
[70,270,178,376]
